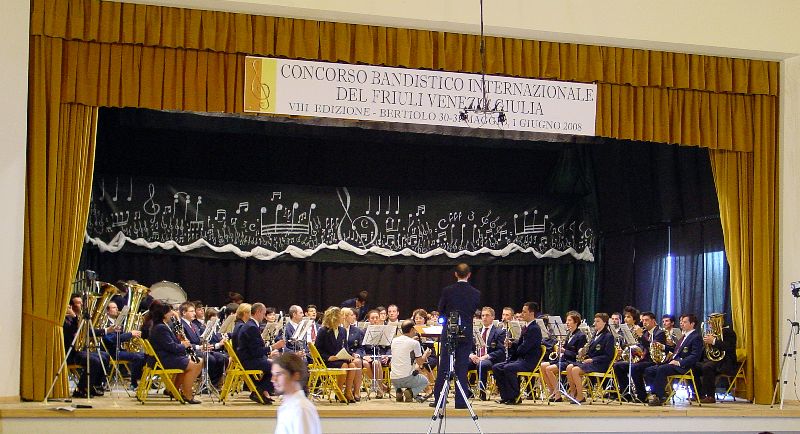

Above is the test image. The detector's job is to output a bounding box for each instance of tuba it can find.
[703,313,726,362]
[74,282,121,351]
[121,282,149,352]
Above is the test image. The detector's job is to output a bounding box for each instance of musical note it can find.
[143,183,160,222]
[112,178,119,201]
[215,209,226,221]
[236,202,249,214]
[366,197,371,214]
[375,196,381,215]
[416,205,426,216]
[271,192,281,201]
[385,196,391,215]
[195,196,202,221]
[126,178,133,201]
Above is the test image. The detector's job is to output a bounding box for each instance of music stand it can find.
[471,326,488,398]
[362,325,394,398]
[196,317,220,401]
[107,305,131,397]
[617,324,641,402]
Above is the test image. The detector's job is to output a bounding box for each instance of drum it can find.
[149,280,187,308]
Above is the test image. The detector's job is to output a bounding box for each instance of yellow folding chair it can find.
[517,345,548,402]
[584,346,622,404]
[666,368,702,406]
[722,351,747,401]
[467,368,496,398]
[307,342,348,403]
[219,339,266,404]
[136,338,185,404]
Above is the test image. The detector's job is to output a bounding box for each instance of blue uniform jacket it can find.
[508,321,543,369]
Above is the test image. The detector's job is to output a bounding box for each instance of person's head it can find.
[367,309,381,325]
[356,290,368,308]
[179,301,196,321]
[150,302,173,324]
[566,311,581,331]
[640,311,657,330]
[480,307,495,327]
[306,305,318,320]
[377,306,387,322]
[224,302,239,318]
[412,309,428,326]
[341,307,356,325]
[193,302,205,320]
[520,302,538,322]
[271,352,308,396]
[322,307,342,330]
[288,305,303,322]
[622,306,640,326]
[661,314,676,329]
[387,305,399,322]
[106,302,119,318]
[610,312,622,325]
[265,307,277,322]
[204,307,219,322]
[501,307,514,322]
[70,294,83,315]
[454,263,471,281]
[401,319,416,337]
[236,303,253,322]
[228,292,244,304]
[679,313,697,332]
[251,303,266,322]
[594,312,610,333]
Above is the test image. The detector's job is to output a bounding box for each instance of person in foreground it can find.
[272,352,322,434]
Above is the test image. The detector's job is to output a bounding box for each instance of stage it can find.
[2,392,799,434]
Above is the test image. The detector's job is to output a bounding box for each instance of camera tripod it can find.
[771,291,799,409]
[427,337,483,434]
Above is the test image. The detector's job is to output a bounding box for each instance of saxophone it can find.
[577,327,595,362]
[170,316,200,363]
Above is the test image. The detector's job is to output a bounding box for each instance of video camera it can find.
[792,281,800,298]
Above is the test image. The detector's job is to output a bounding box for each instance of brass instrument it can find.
[170,316,200,363]
[577,327,595,362]
[74,282,121,351]
[703,313,726,362]
[121,283,149,352]
[663,327,678,347]
[621,344,644,363]
[649,341,673,364]
[548,330,571,361]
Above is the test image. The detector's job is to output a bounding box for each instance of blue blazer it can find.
[149,322,188,370]
[584,329,615,372]
[673,330,704,370]
[437,281,481,340]
[315,326,347,361]
[508,321,543,370]
[345,325,365,357]
[236,319,269,364]
[473,325,507,364]
[640,327,666,363]
[561,329,587,363]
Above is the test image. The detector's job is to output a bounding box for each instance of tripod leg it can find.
[45,319,85,402]
[771,323,797,408]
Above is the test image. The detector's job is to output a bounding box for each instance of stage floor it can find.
[1,391,799,434]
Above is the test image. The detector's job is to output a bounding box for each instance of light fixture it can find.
[459,0,506,126]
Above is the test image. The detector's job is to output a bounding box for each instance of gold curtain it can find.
[24,0,778,402]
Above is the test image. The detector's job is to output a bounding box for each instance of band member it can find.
[229,303,251,350]
[566,313,615,403]
[315,307,359,403]
[306,305,319,324]
[340,307,364,401]
[271,352,322,434]
[613,311,665,402]
[492,302,543,405]
[540,311,586,402]
[644,313,704,406]
[694,314,738,403]
[236,302,276,404]
[376,306,388,323]
[501,307,514,322]
[610,312,622,326]
[432,263,481,409]
[412,308,437,393]
[64,295,112,398]
[277,305,306,353]
[179,301,228,388]
[390,320,431,402]
[341,290,369,321]
[662,314,678,353]
[191,301,206,334]
[362,309,390,397]
[387,305,400,323]
[147,302,203,403]
[622,306,641,328]
[468,307,506,400]
[102,302,145,390]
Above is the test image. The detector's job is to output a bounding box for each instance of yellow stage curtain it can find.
[24,0,778,403]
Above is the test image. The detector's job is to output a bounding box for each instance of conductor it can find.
[431,263,481,409]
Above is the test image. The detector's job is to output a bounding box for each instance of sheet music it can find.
[201,317,219,341]
[114,305,130,328]
[218,314,236,335]
[335,347,353,361]
[362,325,394,347]
[292,319,313,341]
[535,318,550,339]
[508,320,523,340]
[261,321,282,341]
[618,324,638,345]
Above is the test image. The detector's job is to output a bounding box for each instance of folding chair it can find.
[721,352,747,401]
[517,345,548,402]
[584,346,622,404]
[307,342,348,403]
[666,369,702,406]
[467,368,496,398]
[136,338,185,404]
[219,339,265,404]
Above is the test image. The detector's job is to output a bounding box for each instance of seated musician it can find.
[64,295,113,398]
[613,311,665,402]
[341,307,364,402]
[390,320,431,403]
[694,313,738,403]
[277,305,307,354]
[179,301,228,389]
[362,309,390,398]
[644,313,704,406]
[376,306,388,323]
[501,307,514,322]
[191,301,206,334]
[315,307,359,403]
[147,302,203,403]
[610,312,622,326]
[412,308,437,393]
[468,306,506,401]
[340,290,369,321]
[661,314,679,353]
[229,303,251,350]
[540,311,586,402]
[492,301,542,405]
[623,306,642,328]
[236,303,277,404]
[566,313,615,403]
[101,301,145,390]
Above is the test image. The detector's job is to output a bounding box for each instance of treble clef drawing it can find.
[336,187,378,248]
[249,58,271,111]
[143,183,161,223]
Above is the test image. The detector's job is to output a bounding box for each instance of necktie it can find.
[672,334,685,360]
[480,327,489,357]
[311,325,317,341]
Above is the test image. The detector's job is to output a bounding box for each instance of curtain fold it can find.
[22,103,98,400]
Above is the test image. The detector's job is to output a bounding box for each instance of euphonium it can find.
[704,313,726,362]
[74,282,121,351]
[121,283,149,352]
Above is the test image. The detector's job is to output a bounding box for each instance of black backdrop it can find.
[83,108,726,319]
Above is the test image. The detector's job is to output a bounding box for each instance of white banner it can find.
[244,57,597,136]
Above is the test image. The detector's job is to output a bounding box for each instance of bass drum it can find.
[149,281,188,308]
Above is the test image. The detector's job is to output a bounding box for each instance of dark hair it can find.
[523,301,539,315]
[455,263,471,278]
[412,309,428,321]
[273,352,309,385]
[357,290,368,303]
[594,312,610,333]
[566,310,581,324]
[204,307,219,321]
[661,314,676,323]
[640,311,656,321]
[401,319,416,335]
[376,306,386,312]
[150,302,172,323]
[623,305,640,322]
[366,309,380,319]
[306,304,317,311]
[680,313,698,327]
[265,307,276,315]
[70,294,82,306]
[611,312,621,319]
[228,292,244,303]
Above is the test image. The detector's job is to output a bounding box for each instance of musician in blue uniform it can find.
[540,311,587,402]
[468,307,506,401]
[147,303,203,403]
[277,305,308,354]
[362,309,391,398]
[694,314,738,404]
[102,302,145,390]
[63,295,112,398]
[341,307,364,401]
[613,311,666,402]
[340,290,369,321]
[491,301,542,404]
[566,312,615,403]
[644,313,704,406]
[315,307,360,402]
[179,302,228,389]
[236,303,276,404]
[432,263,481,409]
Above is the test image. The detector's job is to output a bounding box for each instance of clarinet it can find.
[170,316,200,363]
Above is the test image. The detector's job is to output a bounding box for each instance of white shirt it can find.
[390,335,422,379]
[274,390,321,434]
